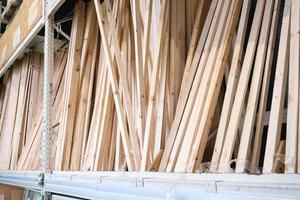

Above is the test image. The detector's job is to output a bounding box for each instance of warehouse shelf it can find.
[0,0,300,199]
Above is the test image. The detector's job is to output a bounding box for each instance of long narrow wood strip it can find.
[251,0,280,168]
[80,32,100,168]
[286,0,299,174]
[181,0,205,83]
[175,0,241,172]
[0,74,11,140]
[94,0,136,170]
[96,87,114,170]
[70,3,98,170]
[16,52,67,170]
[141,0,169,171]
[218,0,266,172]
[188,0,242,173]
[130,0,146,144]
[93,70,113,170]
[108,112,117,170]
[10,56,30,169]
[55,1,86,170]
[210,0,251,172]
[141,0,153,77]
[26,56,40,143]
[0,65,21,170]
[159,0,218,172]
[103,0,142,168]
[166,0,227,172]
[154,26,169,158]
[263,0,291,173]
[236,0,275,173]
[169,0,185,120]
[82,59,108,170]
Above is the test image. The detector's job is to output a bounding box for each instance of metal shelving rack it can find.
[0,0,299,199]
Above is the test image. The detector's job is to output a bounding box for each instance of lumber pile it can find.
[0,51,67,170]
[0,0,299,174]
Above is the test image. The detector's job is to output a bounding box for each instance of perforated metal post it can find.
[41,5,54,198]
[42,10,54,174]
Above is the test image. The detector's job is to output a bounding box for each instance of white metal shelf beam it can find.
[0,171,299,199]
[0,171,40,190]
[45,172,300,200]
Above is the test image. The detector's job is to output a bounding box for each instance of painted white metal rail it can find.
[0,171,300,199]
[45,172,300,200]
[0,171,40,190]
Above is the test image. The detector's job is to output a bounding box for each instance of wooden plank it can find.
[210,0,251,172]
[169,0,185,120]
[82,54,108,170]
[177,0,242,173]
[286,0,300,174]
[0,65,21,170]
[140,0,169,171]
[103,0,142,169]
[10,55,30,169]
[93,0,136,170]
[16,52,67,170]
[154,25,169,158]
[173,0,235,172]
[263,0,291,173]
[80,30,100,169]
[236,0,275,173]
[55,1,86,170]
[130,0,146,144]
[251,0,280,168]
[158,0,218,172]
[70,3,97,170]
[218,0,266,172]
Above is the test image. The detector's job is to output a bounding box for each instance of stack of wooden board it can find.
[0,52,43,170]
[0,0,299,174]
[0,50,67,170]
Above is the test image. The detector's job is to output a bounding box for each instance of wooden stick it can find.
[263,0,291,173]
[55,1,86,170]
[236,0,275,173]
[178,0,242,173]
[0,65,21,170]
[286,0,299,174]
[94,0,136,170]
[210,0,251,172]
[218,0,266,172]
[251,0,280,168]
[141,0,169,171]
[130,0,146,144]
[159,0,218,172]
